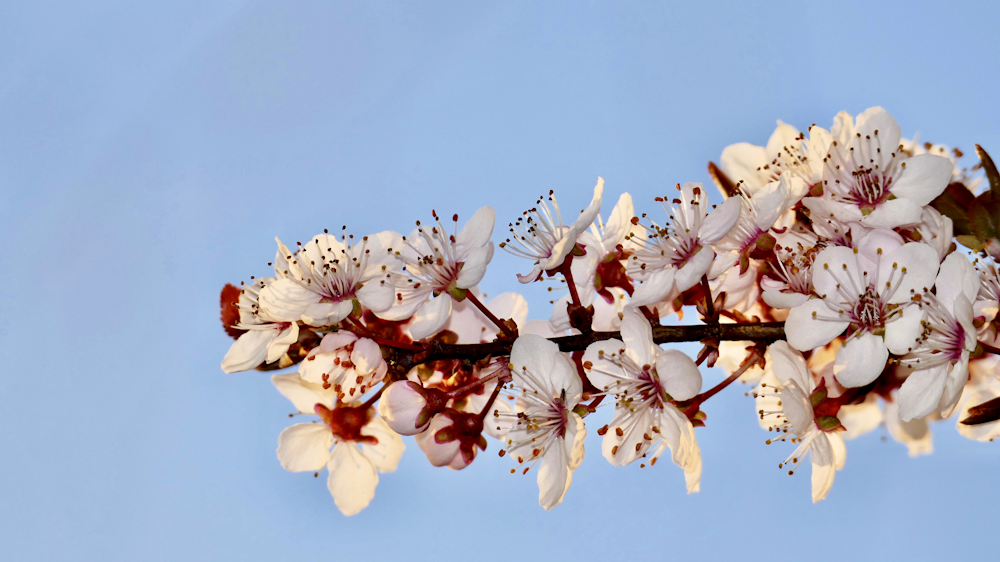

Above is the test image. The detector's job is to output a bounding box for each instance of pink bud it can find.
[416,413,462,467]
[378,381,431,436]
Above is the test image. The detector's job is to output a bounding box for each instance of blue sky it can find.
[2,1,999,560]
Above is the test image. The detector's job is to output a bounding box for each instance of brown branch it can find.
[405,322,785,366]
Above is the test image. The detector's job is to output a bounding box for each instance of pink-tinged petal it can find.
[810,433,836,503]
[271,372,335,413]
[884,303,924,355]
[516,264,543,284]
[656,349,702,401]
[456,242,494,289]
[359,417,405,472]
[375,289,428,321]
[511,335,581,403]
[621,306,656,367]
[277,423,333,472]
[936,251,979,309]
[720,142,768,188]
[954,296,976,351]
[855,107,902,164]
[884,400,933,456]
[856,228,904,266]
[708,251,738,279]
[879,242,939,304]
[785,300,849,351]
[829,431,847,470]
[582,339,627,392]
[752,178,790,230]
[455,205,495,256]
[221,329,273,373]
[266,322,298,363]
[356,278,395,313]
[898,365,949,421]
[782,383,815,435]
[811,246,862,302]
[350,338,383,376]
[801,196,864,224]
[591,287,627,332]
[675,246,714,292]
[834,332,888,387]
[319,331,358,353]
[767,341,812,392]
[327,443,378,516]
[831,110,855,145]
[700,197,742,244]
[537,436,572,510]
[416,414,461,467]
[941,354,971,416]
[862,198,923,229]
[409,297,453,340]
[891,154,953,206]
[378,381,429,436]
[259,278,320,322]
[630,268,676,307]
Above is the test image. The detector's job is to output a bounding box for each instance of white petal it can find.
[811,246,863,302]
[767,341,813,392]
[356,279,395,313]
[454,205,495,256]
[898,365,949,421]
[537,436,571,510]
[351,338,384,375]
[271,372,335,413]
[601,407,652,466]
[327,443,378,516]
[511,335,582,404]
[277,423,333,472]
[487,292,529,329]
[700,197,742,244]
[221,329,273,373]
[567,413,586,470]
[656,349,702,401]
[409,296,453,340]
[839,396,883,439]
[862,198,923,229]
[785,300,849,351]
[359,417,405,472]
[266,322,298,363]
[810,433,836,503]
[890,154,953,206]
[621,306,656,367]
[720,142,768,188]
[582,339,627,392]
[675,246,714,292]
[884,304,924,355]
[456,242,494,289]
[259,278,320,322]
[602,193,635,247]
[762,288,809,310]
[629,268,676,308]
[855,107,901,163]
[302,301,351,326]
[936,251,979,309]
[834,333,888,387]
[568,177,606,233]
[879,242,939,304]
[884,400,933,456]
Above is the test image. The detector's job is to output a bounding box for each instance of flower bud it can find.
[378,381,441,435]
[415,409,487,470]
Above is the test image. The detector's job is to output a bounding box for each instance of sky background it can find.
[2,1,999,560]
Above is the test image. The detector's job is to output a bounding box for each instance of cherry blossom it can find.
[221,278,299,373]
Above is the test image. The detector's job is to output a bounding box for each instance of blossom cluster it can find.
[219,107,1000,515]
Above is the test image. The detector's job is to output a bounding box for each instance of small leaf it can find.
[816,415,842,431]
[960,396,1000,426]
[708,161,738,198]
[969,202,997,242]
[976,145,1000,198]
[956,234,984,251]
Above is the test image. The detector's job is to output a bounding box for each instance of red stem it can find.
[476,379,506,423]
[701,274,716,322]
[560,258,583,308]
[465,291,516,339]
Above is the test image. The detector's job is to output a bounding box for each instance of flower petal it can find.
[833,332,888,387]
[259,279,320,322]
[700,197,742,244]
[359,417,405,472]
[879,242,939,304]
[277,423,333,472]
[656,349,702,401]
[537,436,571,510]
[409,296,453,340]
[327,443,378,516]
[356,278,395,313]
[891,154,953,206]
[455,205,495,256]
[221,329,273,373]
[456,242,494,289]
[785,299,849,351]
[898,365,949,421]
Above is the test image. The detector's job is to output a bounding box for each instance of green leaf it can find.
[970,202,997,242]
[816,416,842,431]
[809,387,828,408]
[977,145,1000,199]
[956,235,984,251]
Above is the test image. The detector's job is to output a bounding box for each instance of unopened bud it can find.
[378,381,435,436]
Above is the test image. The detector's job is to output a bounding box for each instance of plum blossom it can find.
[785,230,939,387]
[754,341,846,502]
[259,231,400,327]
[897,252,979,421]
[720,120,831,200]
[298,331,387,402]
[626,182,741,308]
[500,335,586,510]
[713,174,799,276]
[221,277,300,373]
[808,107,953,228]
[500,179,604,283]
[271,373,403,516]
[583,307,702,490]
[377,207,496,339]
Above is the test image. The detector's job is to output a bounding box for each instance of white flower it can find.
[583,307,702,490]
[377,207,496,338]
[258,231,400,327]
[755,341,846,503]
[500,178,604,283]
[785,231,939,387]
[298,331,387,402]
[221,277,300,373]
[808,107,953,229]
[500,335,586,510]
[271,373,403,516]
[626,183,741,307]
[760,238,819,310]
[720,120,831,198]
[713,175,798,276]
[897,252,979,421]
